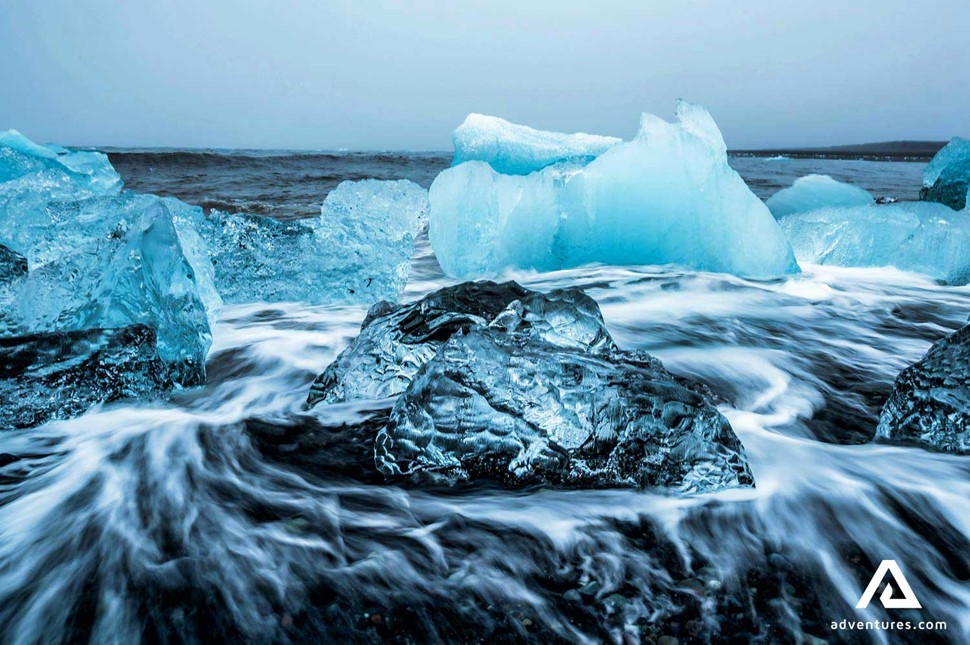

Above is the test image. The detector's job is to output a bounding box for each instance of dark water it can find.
[107,150,925,221]
[1,152,967,645]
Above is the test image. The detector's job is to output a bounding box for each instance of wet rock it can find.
[0,324,172,429]
[310,281,753,492]
[877,322,969,453]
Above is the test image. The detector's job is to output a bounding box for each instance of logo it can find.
[856,560,922,609]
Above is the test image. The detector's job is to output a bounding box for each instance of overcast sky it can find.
[1,0,968,150]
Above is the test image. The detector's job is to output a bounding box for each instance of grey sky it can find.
[1,0,967,150]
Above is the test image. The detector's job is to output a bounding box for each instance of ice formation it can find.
[0,197,216,384]
[431,102,799,279]
[877,322,968,453]
[452,113,620,174]
[0,132,221,385]
[0,244,26,282]
[0,325,171,429]
[779,201,970,284]
[765,174,874,218]
[920,137,970,210]
[309,281,753,492]
[199,179,428,304]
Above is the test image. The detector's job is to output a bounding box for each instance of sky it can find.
[1,0,968,151]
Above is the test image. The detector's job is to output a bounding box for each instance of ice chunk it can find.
[779,202,970,284]
[199,179,428,304]
[0,129,121,194]
[765,174,874,218]
[0,244,26,282]
[309,281,753,493]
[877,323,969,453]
[920,137,970,210]
[0,198,215,385]
[431,101,799,279]
[0,325,172,429]
[307,281,613,406]
[452,113,620,174]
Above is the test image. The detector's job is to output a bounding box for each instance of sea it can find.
[0,151,966,644]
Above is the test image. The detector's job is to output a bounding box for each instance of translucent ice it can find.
[779,202,970,284]
[0,325,172,429]
[0,244,26,282]
[199,179,428,304]
[878,323,969,453]
[920,137,970,210]
[765,174,874,218]
[431,102,799,279]
[0,196,216,385]
[452,113,620,174]
[310,281,754,493]
[0,129,121,195]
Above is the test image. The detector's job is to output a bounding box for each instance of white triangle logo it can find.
[856,560,922,609]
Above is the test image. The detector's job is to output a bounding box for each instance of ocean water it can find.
[1,152,967,644]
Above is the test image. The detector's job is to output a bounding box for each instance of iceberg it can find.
[199,179,428,304]
[0,325,172,429]
[877,323,968,453]
[0,129,121,196]
[0,196,216,385]
[430,101,799,279]
[309,281,753,493]
[765,174,874,218]
[452,113,620,174]
[779,202,970,284]
[920,137,970,210]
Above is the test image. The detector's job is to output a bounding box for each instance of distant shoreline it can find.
[730,140,946,162]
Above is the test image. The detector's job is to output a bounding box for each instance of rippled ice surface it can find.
[0,154,967,644]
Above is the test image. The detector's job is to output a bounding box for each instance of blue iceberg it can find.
[431,101,799,279]
[0,244,27,283]
[779,202,970,284]
[199,179,428,304]
[766,174,874,218]
[920,137,970,210]
[452,113,620,174]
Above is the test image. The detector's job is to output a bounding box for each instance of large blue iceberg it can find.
[779,201,970,284]
[452,113,621,175]
[198,179,428,304]
[920,137,970,211]
[431,102,799,279]
[766,174,874,218]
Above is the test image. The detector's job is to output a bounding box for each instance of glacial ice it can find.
[0,244,27,282]
[920,137,970,211]
[310,281,754,492]
[877,322,969,453]
[0,325,171,429]
[0,195,216,385]
[431,101,799,279]
[765,174,874,218]
[0,129,121,195]
[199,179,428,304]
[779,202,970,284]
[452,113,620,174]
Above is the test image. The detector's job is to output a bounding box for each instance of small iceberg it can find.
[779,201,970,284]
[431,101,799,280]
[452,113,621,175]
[920,136,970,210]
[198,179,428,305]
[766,174,874,218]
